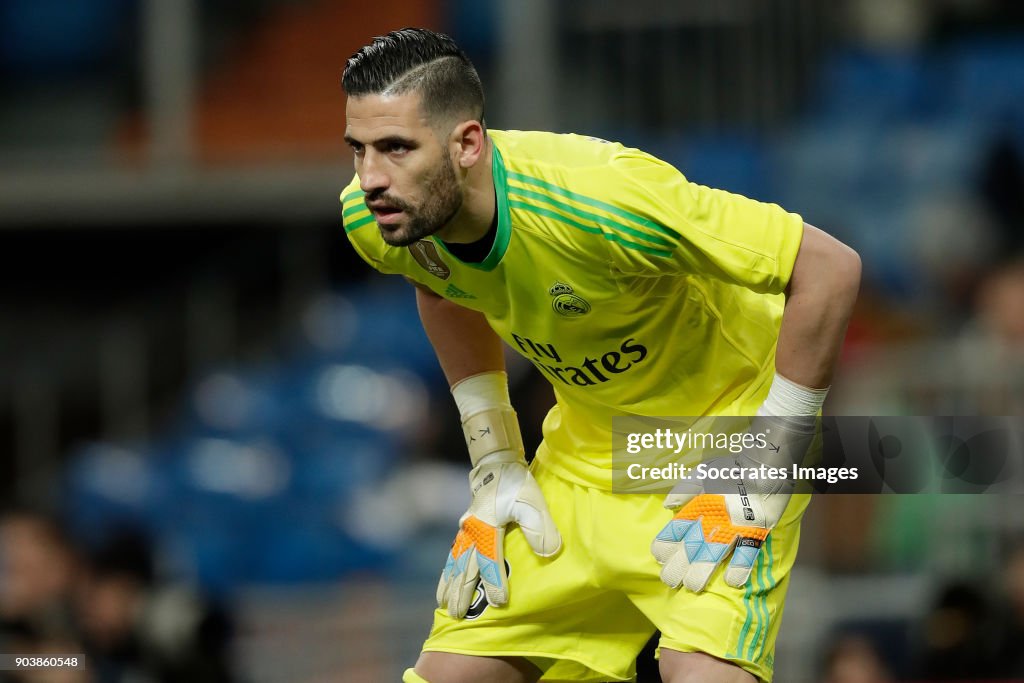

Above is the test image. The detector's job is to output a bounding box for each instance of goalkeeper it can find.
[340,29,860,683]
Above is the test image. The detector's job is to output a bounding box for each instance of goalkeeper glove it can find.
[652,375,825,592]
[436,373,561,618]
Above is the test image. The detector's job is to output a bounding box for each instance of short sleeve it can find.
[589,150,804,295]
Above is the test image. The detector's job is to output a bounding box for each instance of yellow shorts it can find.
[422,459,806,682]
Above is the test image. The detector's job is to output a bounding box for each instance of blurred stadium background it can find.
[1,1,1023,681]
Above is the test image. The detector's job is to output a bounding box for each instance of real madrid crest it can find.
[548,281,591,317]
[409,240,451,280]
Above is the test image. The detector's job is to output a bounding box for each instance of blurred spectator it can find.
[915,580,1000,680]
[75,529,235,683]
[942,256,1024,414]
[971,256,1024,347]
[908,194,999,323]
[844,0,931,49]
[821,634,894,683]
[930,0,1024,43]
[979,133,1024,254]
[0,510,80,661]
[990,541,1024,678]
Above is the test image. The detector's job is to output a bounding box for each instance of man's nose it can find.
[359,150,389,194]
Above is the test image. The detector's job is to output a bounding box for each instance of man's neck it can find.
[436,137,495,244]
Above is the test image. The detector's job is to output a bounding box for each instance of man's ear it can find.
[451,120,485,169]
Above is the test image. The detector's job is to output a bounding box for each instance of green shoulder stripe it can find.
[507,183,674,249]
[506,171,677,240]
[344,212,375,233]
[343,202,368,218]
[341,188,369,227]
[341,188,365,205]
[510,200,672,258]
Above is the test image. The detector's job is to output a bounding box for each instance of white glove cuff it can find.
[759,373,829,419]
[451,371,512,416]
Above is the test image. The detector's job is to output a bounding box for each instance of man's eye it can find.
[387,143,409,154]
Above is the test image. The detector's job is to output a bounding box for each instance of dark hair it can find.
[342,28,484,127]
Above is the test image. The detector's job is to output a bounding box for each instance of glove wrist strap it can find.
[450,371,526,466]
[463,407,526,467]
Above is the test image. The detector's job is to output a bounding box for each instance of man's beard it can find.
[376,154,463,247]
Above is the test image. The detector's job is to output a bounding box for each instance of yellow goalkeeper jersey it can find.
[341,129,804,489]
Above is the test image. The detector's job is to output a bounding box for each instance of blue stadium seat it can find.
[245,504,388,583]
[807,49,937,125]
[945,38,1024,120]
[298,282,437,366]
[63,442,168,545]
[285,434,394,500]
[180,366,291,436]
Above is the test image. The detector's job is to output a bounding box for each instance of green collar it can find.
[433,140,511,271]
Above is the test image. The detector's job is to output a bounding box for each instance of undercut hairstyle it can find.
[342,28,485,129]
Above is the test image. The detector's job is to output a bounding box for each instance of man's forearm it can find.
[415,285,505,386]
[774,224,861,389]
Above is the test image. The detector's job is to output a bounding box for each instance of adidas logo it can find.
[445,284,476,299]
